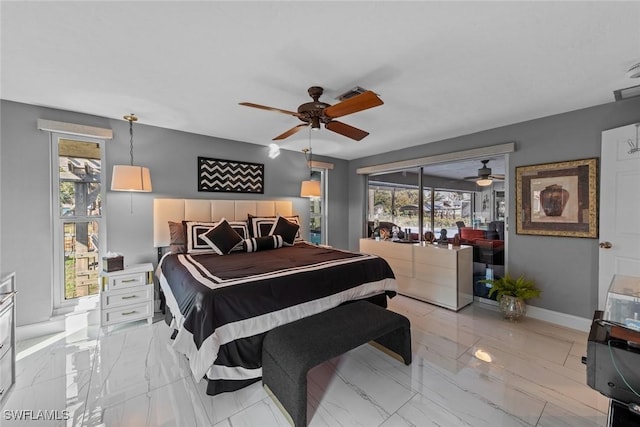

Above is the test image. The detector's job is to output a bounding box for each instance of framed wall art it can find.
[516,158,598,238]
[198,157,264,194]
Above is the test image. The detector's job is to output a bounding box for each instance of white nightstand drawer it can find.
[101,286,152,310]
[101,301,154,326]
[107,272,148,291]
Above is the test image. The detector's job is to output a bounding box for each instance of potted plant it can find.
[479,274,541,320]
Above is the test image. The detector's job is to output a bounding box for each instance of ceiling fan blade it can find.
[325,121,369,141]
[490,174,505,180]
[239,102,300,117]
[323,91,383,118]
[273,123,308,140]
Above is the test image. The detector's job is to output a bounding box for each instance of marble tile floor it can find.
[2,295,609,427]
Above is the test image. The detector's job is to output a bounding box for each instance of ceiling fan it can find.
[239,86,383,141]
[464,159,505,186]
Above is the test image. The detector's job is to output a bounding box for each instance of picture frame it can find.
[198,157,264,194]
[516,158,598,238]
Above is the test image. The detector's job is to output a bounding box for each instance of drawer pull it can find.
[121,295,138,300]
[0,388,4,395]
[121,279,138,283]
[121,310,138,316]
[0,344,3,349]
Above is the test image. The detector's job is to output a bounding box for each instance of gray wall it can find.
[0,100,348,326]
[348,97,640,319]
[3,97,639,325]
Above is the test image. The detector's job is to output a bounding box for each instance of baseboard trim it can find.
[473,297,591,332]
[525,305,591,332]
[16,309,100,341]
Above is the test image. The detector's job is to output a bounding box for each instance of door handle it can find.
[599,241,613,249]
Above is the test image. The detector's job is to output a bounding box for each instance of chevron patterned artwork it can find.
[198,157,264,194]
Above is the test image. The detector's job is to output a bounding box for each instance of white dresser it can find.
[100,263,154,331]
[360,239,473,311]
[0,272,16,406]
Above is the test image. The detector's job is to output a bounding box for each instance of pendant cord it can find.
[129,118,134,166]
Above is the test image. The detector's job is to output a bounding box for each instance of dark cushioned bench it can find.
[262,300,411,427]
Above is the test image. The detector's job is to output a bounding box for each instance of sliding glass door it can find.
[365,155,507,301]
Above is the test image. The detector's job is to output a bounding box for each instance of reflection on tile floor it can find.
[3,296,608,426]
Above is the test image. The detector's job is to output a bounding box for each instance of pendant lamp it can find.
[111,114,152,192]
[300,145,321,198]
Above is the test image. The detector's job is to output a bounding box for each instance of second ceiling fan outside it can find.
[464,159,506,186]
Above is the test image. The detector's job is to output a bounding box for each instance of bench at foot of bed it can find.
[262,300,412,427]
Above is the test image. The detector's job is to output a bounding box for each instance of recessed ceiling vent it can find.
[613,84,640,101]
[337,86,369,100]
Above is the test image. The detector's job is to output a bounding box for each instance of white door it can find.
[598,123,640,309]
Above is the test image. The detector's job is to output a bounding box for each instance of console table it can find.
[360,239,473,311]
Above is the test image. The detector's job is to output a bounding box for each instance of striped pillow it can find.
[243,235,284,252]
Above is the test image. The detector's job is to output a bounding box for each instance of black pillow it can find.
[243,235,284,252]
[199,219,243,255]
[269,216,300,246]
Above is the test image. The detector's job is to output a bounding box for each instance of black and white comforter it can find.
[157,242,397,394]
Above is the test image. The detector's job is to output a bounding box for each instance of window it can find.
[367,169,420,237]
[367,174,472,239]
[309,168,327,245]
[432,190,472,236]
[52,135,105,308]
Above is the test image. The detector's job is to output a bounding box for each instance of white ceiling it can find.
[2,1,639,163]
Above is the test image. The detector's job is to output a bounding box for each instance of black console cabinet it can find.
[585,311,640,426]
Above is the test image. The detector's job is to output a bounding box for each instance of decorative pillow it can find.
[248,214,302,241]
[268,216,300,246]
[227,221,250,243]
[184,221,218,253]
[199,219,244,255]
[184,220,250,253]
[168,221,186,253]
[243,235,284,252]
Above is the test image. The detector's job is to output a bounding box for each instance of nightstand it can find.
[100,263,154,331]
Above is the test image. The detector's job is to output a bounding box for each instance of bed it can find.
[154,198,397,395]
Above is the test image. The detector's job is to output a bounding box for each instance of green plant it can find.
[480,274,541,301]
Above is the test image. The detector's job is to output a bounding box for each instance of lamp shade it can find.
[476,178,493,187]
[300,180,321,197]
[111,165,152,192]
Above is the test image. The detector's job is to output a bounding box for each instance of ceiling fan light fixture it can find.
[311,116,321,130]
[476,178,493,187]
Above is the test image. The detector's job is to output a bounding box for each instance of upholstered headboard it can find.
[153,198,294,248]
